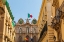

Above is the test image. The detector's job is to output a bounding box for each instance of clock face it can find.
[32,19,37,24]
[18,19,23,24]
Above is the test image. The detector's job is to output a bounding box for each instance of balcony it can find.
[40,22,47,38]
[51,9,62,31]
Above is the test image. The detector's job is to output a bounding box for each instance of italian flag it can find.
[28,13,32,18]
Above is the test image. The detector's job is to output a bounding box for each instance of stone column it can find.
[5,38,7,42]
[47,0,54,42]
[61,19,64,41]
[7,23,8,34]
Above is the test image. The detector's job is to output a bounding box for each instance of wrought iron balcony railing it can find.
[40,22,47,38]
[51,9,62,28]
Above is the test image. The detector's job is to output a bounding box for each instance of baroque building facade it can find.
[15,18,39,42]
[38,0,64,42]
[0,0,15,42]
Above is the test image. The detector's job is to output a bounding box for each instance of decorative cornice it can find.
[59,1,64,11]
[51,15,61,31]
[52,0,59,7]
[0,7,5,14]
[59,1,64,19]
[5,1,14,21]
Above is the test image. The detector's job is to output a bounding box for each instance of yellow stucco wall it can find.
[61,19,64,40]
[52,0,64,41]
[52,6,55,18]
[41,34,48,42]
[59,0,63,7]
[54,30,58,41]
[37,0,47,39]
[38,0,64,42]
[0,1,15,42]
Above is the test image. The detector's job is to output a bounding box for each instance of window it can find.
[26,27,29,34]
[33,28,36,33]
[19,27,22,33]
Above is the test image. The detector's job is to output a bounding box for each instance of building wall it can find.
[59,0,64,7]
[58,1,64,41]
[37,0,47,39]
[53,0,64,41]
[41,34,48,42]
[38,0,54,41]
[15,19,39,42]
[0,1,15,42]
[61,19,64,41]
[38,0,59,42]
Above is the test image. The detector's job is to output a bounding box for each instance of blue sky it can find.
[7,0,42,23]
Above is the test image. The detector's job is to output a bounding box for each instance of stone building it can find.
[52,0,64,42]
[15,18,39,42]
[0,0,15,42]
[38,0,64,42]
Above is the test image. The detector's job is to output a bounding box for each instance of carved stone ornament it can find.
[0,7,5,14]
[59,1,64,12]
[18,18,24,24]
[32,19,37,24]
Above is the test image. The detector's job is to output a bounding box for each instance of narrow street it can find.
[0,0,64,42]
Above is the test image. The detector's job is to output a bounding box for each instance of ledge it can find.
[5,1,14,21]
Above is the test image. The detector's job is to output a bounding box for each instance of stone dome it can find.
[32,18,37,24]
[18,18,24,24]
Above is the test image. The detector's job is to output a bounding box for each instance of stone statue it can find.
[25,18,31,23]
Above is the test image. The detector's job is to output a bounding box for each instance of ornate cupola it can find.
[18,18,24,24]
[32,18,37,24]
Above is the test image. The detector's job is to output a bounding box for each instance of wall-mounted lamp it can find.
[51,16,53,19]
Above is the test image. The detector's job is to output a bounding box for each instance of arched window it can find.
[18,36,22,42]
[33,28,36,33]
[33,36,37,42]
[15,28,19,33]
[26,27,29,34]
[19,27,22,33]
